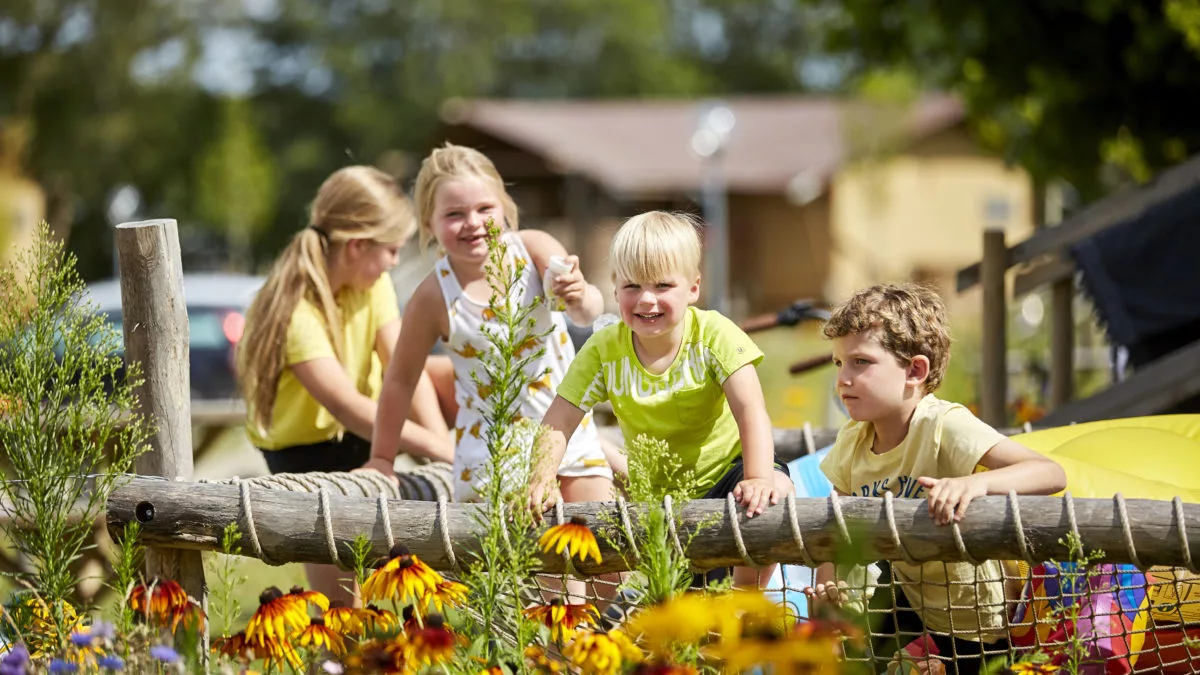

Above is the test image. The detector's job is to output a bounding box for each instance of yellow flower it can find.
[422,580,469,614]
[705,636,841,675]
[624,594,714,656]
[538,515,602,565]
[523,599,599,642]
[608,628,644,664]
[323,602,366,637]
[525,644,566,673]
[245,586,311,647]
[409,614,458,666]
[288,585,330,613]
[1009,662,1061,674]
[295,616,347,656]
[361,604,401,634]
[343,638,409,674]
[361,544,444,605]
[564,629,625,675]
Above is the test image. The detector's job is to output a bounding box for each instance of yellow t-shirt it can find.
[820,394,1009,641]
[248,275,399,450]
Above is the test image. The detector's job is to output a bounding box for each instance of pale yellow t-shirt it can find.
[248,275,399,450]
[820,394,1009,641]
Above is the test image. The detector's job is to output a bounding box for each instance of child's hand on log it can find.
[353,457,399,486]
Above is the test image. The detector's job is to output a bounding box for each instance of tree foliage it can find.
[826,0,1200,196]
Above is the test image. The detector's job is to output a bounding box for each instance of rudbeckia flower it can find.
[524,645,565,674]
[361,545,444,605]
[705,635,841,675]
[408,614,457,666]
[129,580,190,627]
[538,516,602,565]
[323,603,366,638]
[212,631,262,662]
[523,599,599,642]
[296,617,347,657]
[343,638,408,674]
[624,594,714,657]
[360,605,400,635]
[288,586,331,613]
[607,629,644,664]
[564,629,624,675]
[422,580,469,614]
[245,586,311,646]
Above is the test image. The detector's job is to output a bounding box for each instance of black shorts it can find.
[693,457,792,588]
[259,433,372,475]
[700,456,792,500]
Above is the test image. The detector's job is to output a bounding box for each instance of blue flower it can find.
[0,642,29,675]
[89,622,116,641]
[97,654,125,671]
[149,645,179,663]
[69,629,95,647]
[47,660,77,673]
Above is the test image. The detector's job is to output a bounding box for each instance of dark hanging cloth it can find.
[1070,184,1200,413]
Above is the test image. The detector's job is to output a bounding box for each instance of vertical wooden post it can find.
[115,220,208,609]
[980,228,1008,427]
[1045,183,1075,408]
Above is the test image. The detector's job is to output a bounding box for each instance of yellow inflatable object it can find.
[1010,415,1200,503]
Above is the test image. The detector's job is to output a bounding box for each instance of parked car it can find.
[83,273,266,400]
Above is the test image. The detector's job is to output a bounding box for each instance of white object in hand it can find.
[543,255,573,311]
[593,313,621,332]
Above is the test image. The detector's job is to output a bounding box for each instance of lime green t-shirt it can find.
[248,274,399,450]
[556,307,764,497]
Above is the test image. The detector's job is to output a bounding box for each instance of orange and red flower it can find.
[129,580,191,627]
[361,544,444,605]
[538,516,602,565]
[422,579,469,614]
[245,586,311,646]
[295,616,346,656]
[324,602,366,637]
[408,614,458,666]
[360,604,400,635]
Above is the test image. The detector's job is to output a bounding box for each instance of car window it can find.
[105,309,233,350]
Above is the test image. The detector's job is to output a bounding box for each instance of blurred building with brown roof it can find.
[420,94,1033,318]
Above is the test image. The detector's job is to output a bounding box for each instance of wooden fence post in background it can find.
[115,219,207,607]
[981,227,1008,427]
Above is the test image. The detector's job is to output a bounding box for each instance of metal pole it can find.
[703,152,730,315]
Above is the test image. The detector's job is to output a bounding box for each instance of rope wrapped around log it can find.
[106,476,1200,574]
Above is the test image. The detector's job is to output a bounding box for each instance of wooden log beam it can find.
[108,476,1200,573]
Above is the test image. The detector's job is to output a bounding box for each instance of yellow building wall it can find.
[826,146,1033,309]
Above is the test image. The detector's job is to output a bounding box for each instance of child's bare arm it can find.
[724,363,778,517]
[518,229,603,327]
[918,438,1066,525]
[363,281,450,474]
[529,395,586,518]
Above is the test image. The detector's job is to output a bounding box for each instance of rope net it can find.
[197,466,1200,674]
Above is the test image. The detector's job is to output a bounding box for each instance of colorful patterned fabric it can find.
[1009,562,1150,675]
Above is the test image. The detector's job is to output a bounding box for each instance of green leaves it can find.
[0,223,151,641]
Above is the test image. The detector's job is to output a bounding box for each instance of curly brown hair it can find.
[822,283,951,392]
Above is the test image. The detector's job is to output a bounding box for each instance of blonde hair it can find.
[237,165,415,434]
[412,143,519,251]
[610,211,702,283]
[822,282,951,392]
